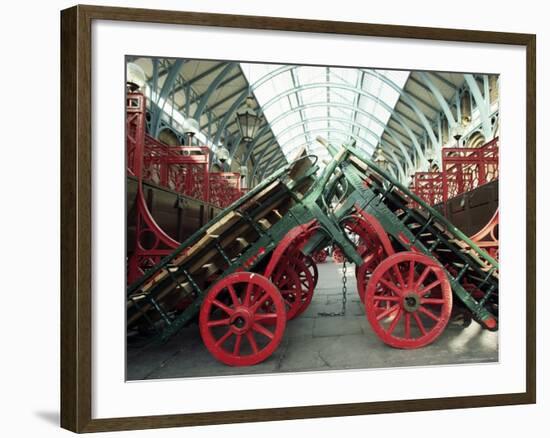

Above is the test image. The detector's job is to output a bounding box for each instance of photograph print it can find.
[125,57,499,380]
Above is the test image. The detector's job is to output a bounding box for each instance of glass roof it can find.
[242,63,409,169]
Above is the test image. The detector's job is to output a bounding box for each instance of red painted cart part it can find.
[199,272,286,366]
[332,246,345,263]
[271,261,303,320]
[289,256,315,318]
[312,249,328,263]
[353,207,396,257]
[365,252,452,349]
[263,221,317,278]
[342,214,386,303]
[300,253,319,288]
[470,209,499,260]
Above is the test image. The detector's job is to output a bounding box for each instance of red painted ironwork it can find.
[126,93,180,284]
[364,252,453,349]
[126,93,146,178]
[199,272,286,366]
[441,137,499,202]
[409,171,444,206]
[209,172,243,208]
[470,209,499,260]
[126,92,250,284]
[143,135,210,201]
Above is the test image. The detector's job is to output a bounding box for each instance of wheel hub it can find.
[403,292,420,312]
[229,308,252,334]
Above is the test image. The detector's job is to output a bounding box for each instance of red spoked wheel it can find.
[313,249,328,264]
[332,247,345,263]
[365,252,452,349]
[343,215,385,261]
[289,256,315,318]
[271,262,303,320]
[299,253,319,288]
[344,216,386,303]
[199,272,286,366]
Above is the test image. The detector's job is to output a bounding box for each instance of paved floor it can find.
[127,259,498,380]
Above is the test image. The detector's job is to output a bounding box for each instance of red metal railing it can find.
[441,137,499,202]
[126,92,249,283]
[142,135,210,201]
[209,172,242,209]
[409,172,444,206]
[409,138,499,206]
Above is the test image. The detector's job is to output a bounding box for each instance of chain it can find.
[318,250,348,317]
[341,258,348,315]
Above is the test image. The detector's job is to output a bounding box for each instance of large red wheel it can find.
[271,263,303,320]
[289,256,315,318]
[344,215,386,303]
[365,252,452,349]
[300,253,318,288]
[199,272,286,366]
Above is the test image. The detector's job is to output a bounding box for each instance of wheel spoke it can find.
[392,264,406,288]
[250,293,268,312]
[373,295,400,302]
[207,318,230,327]
[233,334,242,355]
[419,306,441,322]
[254,313,278,322]
[413,312,427,336]
[404,312,411,339]
[421,297,445,305]
[227,285,240,306]
[418,279,441,296]
[212,299,233,316]
[386,308,403,335]
[215,329,233,347]
[252,322,274,340]
[414,266,431,289]
[243,282,254,306]
[246,332,259,354]
[380,278,403,295]
[408,260,415,288]
[376,304,399,321]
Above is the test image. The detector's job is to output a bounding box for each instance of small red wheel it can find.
[289,256,315,318]
[365,252,452,349]
[199,272,286,366]
[299,253,318,288]
[313,249,327,264]
[332,247,345,263]
[271,262,303,320]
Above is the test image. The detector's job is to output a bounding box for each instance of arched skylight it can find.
[242,63,409,170]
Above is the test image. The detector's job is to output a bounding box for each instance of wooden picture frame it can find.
[60,4,536,433]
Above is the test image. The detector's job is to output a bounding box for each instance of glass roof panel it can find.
[242,63,409,172]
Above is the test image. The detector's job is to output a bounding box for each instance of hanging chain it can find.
[341,258,348,315]
[318,249,348,317]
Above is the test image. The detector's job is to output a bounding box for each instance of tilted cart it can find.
[314,140,498,348]
[127,152,364,366]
